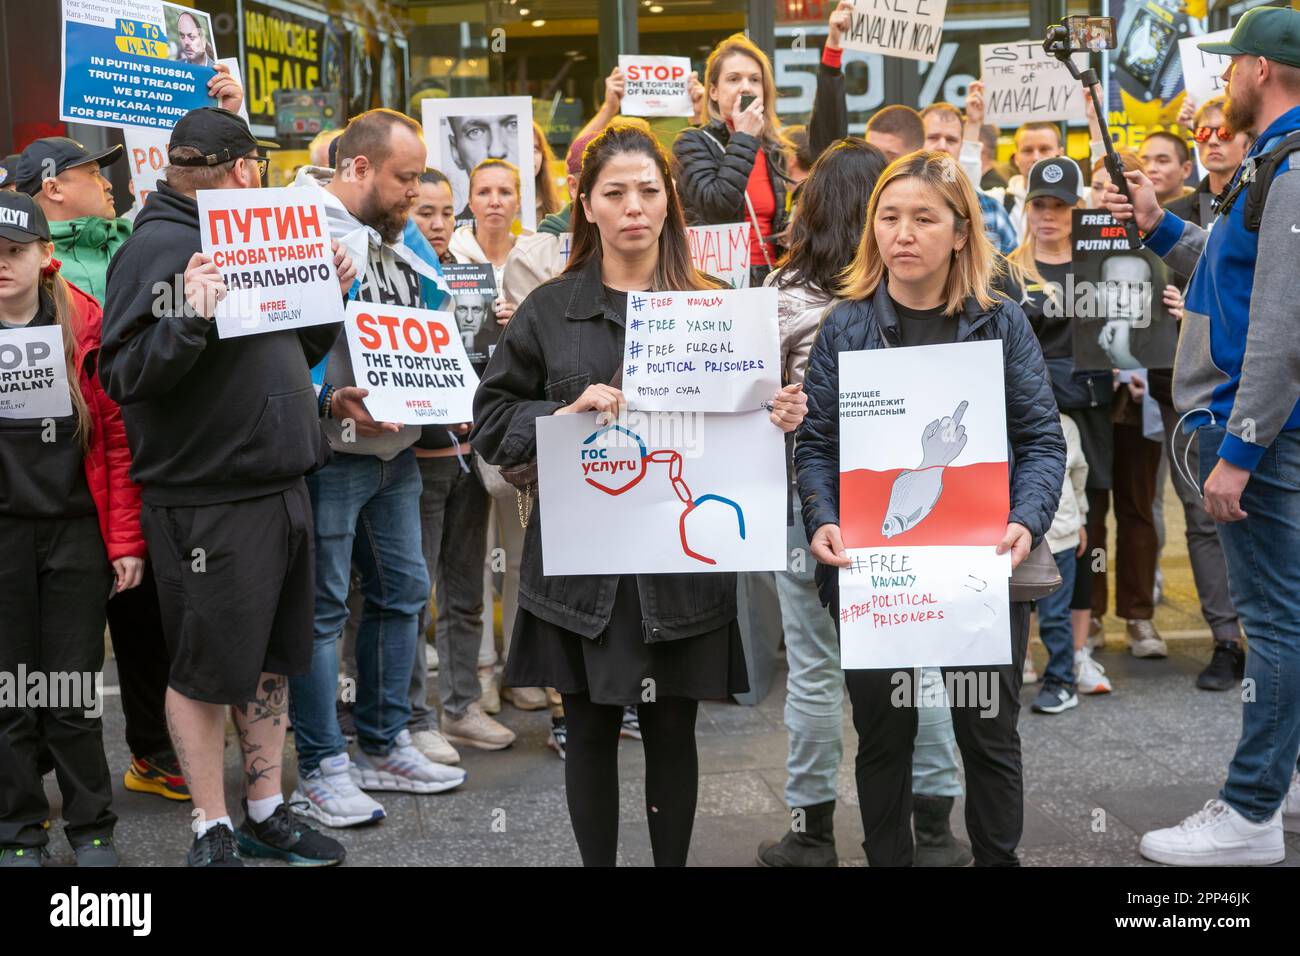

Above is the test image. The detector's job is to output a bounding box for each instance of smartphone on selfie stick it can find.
[1043,15,1142,250]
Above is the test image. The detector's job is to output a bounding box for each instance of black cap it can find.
[0,191,51,242]
[168,107,279,166]
[1025,156,1082,205]
[15,137,124,196]
[0,154,19,189]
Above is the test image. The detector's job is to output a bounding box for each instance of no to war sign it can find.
[980,41,1087,126]
[535,410,786,575]
[838,340,1012,668]
[197,187,344,338]
[342,300,478,425]
[618,55,693,118]
[842,0,948,64]
[60,0,219,130]
[621,287,779,413]
[0,327,73,420]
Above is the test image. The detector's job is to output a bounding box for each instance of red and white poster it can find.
[342,300,478,425]
[686,223,750,289]
[618,55,693,118]
[837,339,1012,668]
[197,186,343,338]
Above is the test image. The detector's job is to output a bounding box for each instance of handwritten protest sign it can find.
[1179,30,1232,107]
[619,55,693,118]
[197,186,343,338]
[536,409,786,574]
[60,0,219,130]
[342,300,478,425]
[621,287,778,413]
[123,126,169,212]
[981,41,1087,126]
[842,0,948,64]
[838,340,1012,668]
[441,263,499,368]
[0,327,73,420]
[686,223,751,289]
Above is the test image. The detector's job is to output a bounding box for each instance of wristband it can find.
[822,45,843,70]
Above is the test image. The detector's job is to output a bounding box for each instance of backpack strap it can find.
[1220,129,1300,230]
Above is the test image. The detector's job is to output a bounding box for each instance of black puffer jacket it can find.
[794,284,1066,609]
[672,58,847,264]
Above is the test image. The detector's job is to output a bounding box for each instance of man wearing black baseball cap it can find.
[100,104,354,867]
[1103,3,1300,867]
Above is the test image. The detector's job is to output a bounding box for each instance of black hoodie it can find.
[99,181,341,505]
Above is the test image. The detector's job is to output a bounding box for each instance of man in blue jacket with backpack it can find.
[1105,5,1300,865]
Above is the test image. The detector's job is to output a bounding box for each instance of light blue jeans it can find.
[775,519,961,807]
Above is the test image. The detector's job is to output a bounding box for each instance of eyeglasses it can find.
[245,155,269,179]
[1193,126,1234,143]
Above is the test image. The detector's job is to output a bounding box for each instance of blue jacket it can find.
[794,284,1065,608]
[1145,104,1300,471]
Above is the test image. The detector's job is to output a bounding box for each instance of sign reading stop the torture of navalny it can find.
[60,0,219,130]
[0,327,74,420]
[196,187,344,338]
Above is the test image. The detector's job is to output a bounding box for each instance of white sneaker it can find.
[352,730,468,794]
[478,666,501,715]
[410,728,460,766]
[1139,799,1285,866]
[1283,772,1300,834]
[502,685,549,711]
[1075,648,1112,695]
[1127,619,1168,659]
[427,645,439,674]
[292,753,386,828]
[443,702,516,751]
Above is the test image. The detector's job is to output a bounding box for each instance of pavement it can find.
[32,483,1300,867]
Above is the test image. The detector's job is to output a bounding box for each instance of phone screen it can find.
[740,93,757,113]
[1067,16,1117,53]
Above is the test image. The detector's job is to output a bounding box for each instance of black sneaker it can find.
[547,716,567,760]
[73,835,119,867]
[236,800,345,867]
[0,845,48,867]
[1197,641,1245,691]
[187,823,242,867]
[1031,681,1078,714]
[620,705,641,741]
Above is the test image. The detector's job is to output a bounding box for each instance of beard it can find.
[1224,80,1259,137]
[358,187,410,245]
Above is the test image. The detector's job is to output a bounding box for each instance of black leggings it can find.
[561,692,699,866]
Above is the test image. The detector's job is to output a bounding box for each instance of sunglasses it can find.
[1193,126,1234,143]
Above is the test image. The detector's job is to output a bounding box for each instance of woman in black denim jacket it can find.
[472,122,806,865]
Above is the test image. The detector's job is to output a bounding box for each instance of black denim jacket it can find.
[470,255,737,641]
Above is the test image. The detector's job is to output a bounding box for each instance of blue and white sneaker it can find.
[292,753,386,828]
[352,729,467,794]
[1031,681,1078,715]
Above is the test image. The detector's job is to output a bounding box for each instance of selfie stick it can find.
[1042,27,1143,250]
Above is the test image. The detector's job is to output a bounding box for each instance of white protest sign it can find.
[536,409,786,575]
[196,186,343,338]
[619,55,693,118]
[687,223,751,289]
[123,126,170,213]
[837,340,1012,668]
[342,300,478,425]
[1179,30,1232,107]
[0,326,74,420]
[980,41,1087,126]
[843,0,947,64]
[622,287,778,413]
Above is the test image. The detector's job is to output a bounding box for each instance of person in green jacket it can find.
[16,137,130,303]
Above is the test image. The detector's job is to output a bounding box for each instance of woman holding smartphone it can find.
[472,123,805,866]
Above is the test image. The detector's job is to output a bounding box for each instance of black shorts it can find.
[142,483,314,706]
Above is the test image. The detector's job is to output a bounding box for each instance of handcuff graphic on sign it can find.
[582,424,745,566]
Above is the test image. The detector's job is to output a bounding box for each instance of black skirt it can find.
[504,576,749,707]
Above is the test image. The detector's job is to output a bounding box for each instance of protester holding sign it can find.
[287,109,469,828]
[472,123,804,866]
[0,191,145,868]
[796,151,1065,867]
[99,106,352,867]
[673,1,852,285]
[919,104,1019,255]
[1103,5,1300,866]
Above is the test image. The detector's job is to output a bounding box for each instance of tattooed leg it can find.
[165,686,228,821]
[231,673,289,801]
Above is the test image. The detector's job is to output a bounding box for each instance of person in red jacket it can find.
[0,191,144,868]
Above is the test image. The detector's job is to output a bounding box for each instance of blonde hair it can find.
[703,34,789,151]
[469,157,521,194]
[839,150,997,315]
